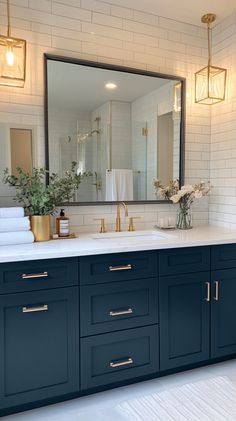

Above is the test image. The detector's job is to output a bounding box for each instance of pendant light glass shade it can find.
[195,14,226,105]
[0,0,26,87]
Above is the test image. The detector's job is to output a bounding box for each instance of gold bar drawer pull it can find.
[22,305,48,313]
[21,272,48,279]
[110,357,133,368]
[214,281,219,301]
[205,282,210,302]
[109,264,132,272]
[109,308,133,317]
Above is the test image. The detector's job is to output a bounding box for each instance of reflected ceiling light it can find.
[105,82,117,89]
[195,13,227,105]
[0,0,26,87]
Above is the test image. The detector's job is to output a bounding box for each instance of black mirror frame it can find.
[44,53,185,205]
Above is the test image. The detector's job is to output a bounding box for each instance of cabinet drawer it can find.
[80,251,158,285]
[0,287,79,410]
[159,247,210,276]
[211,244,236,270]
[81,326,159,390]
[0,258,78,294]
[80,278,158,336]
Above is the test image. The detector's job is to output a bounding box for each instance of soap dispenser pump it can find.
[56,209,70,237]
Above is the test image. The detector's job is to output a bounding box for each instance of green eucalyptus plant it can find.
[3,162,92,216]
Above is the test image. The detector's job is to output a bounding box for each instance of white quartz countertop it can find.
[1,225,236,263]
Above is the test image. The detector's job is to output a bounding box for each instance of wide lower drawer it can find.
[0,258,78,294]
[81,325,159,390]
[80,251,158,285]
[80,278,158,336]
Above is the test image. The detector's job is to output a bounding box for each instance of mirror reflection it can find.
[46,57,184,203]
[0,124,35,206]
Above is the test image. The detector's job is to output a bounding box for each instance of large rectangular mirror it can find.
[45,55,185,204]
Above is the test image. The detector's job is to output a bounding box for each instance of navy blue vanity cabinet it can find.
[80,278,158,336]
[211,246,236,358]
[0,259,80,413]
[80,251,158,285]
[159,247,211,371]
[79,251,159,390]
[0,257,78,294]
[81,326,159,390]
[211,269,236,358]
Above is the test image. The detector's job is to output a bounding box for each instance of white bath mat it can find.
[116,376,236,420]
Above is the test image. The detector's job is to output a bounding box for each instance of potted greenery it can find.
[3,162,92,241]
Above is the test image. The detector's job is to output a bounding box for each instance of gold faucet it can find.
[116,202,128,232]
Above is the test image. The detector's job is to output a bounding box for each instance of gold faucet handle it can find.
[94,218,107,233]
[128,217,141,232]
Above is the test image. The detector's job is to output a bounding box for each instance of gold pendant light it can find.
[0,0,26,87]
[195,13,227,105]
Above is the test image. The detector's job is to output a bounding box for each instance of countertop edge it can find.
[1,226,236,263]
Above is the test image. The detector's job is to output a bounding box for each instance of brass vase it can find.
[30,215,51,242]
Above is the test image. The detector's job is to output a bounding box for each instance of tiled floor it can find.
[3,360,236,420]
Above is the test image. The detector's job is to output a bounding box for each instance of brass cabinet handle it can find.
[214,281,219,301]
[21,271,48,279]
[109,264,132,272]
[109,308,133,317]
[205,282,210,302]
[110,357,133,368]
[22,305,48,313]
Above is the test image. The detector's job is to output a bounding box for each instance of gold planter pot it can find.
[30,215,51,242]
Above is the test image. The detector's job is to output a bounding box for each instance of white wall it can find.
[210,13,236,228]
[0,0,211,232]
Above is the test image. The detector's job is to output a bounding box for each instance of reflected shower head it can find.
[77,129,100,142]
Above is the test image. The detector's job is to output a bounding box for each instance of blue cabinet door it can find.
[159,272,210,371]
[211,268,236,358]
[0,287,79,411]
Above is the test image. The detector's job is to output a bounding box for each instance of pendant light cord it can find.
[207,22,211,66]
[7,0,11,37]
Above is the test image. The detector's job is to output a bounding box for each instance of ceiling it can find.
[103,0,236,27]
[48,60,173,112]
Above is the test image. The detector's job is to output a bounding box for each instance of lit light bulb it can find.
[6,47,14,66]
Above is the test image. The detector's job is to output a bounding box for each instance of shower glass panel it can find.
[132,121,147,201]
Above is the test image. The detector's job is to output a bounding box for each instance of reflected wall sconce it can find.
[195,13,227,105]
[0,0,26,87]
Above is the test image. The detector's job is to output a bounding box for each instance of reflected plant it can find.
[3,162,92,215]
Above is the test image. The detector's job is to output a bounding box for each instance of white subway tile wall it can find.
[210,13,236,229]
[0,0,221,232]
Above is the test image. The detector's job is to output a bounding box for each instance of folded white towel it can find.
[0,207,24,219]
[0,231,34,246]
[0,217,30,233]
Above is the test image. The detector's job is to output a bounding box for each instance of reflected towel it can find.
[0,231,34,246]
[109,169,134,201]
[0,217,30,233]
[106,169,133,201]
[0,207,24,219]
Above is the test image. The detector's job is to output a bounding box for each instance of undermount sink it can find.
[91,230,173,241]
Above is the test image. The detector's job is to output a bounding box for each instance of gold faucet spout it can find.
[116,202,128,232]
